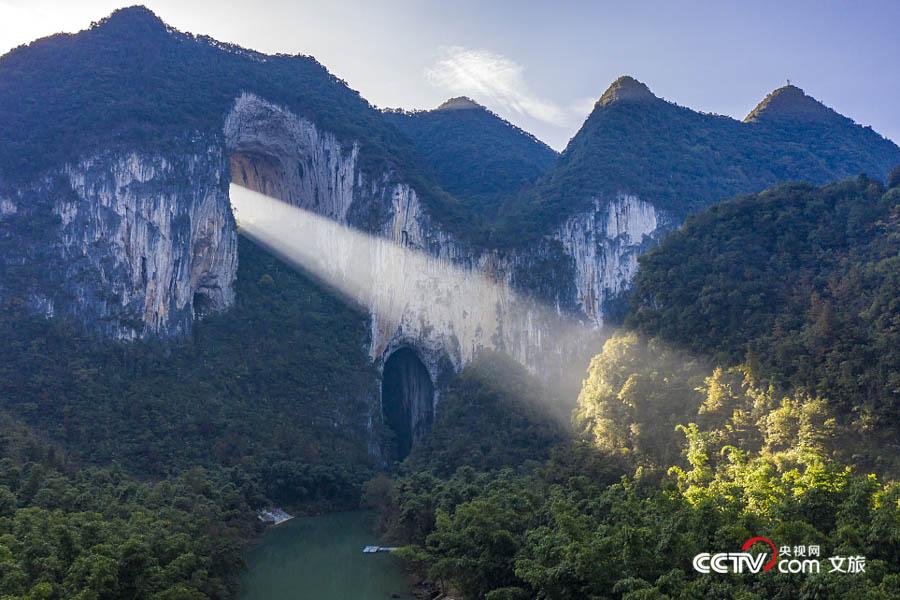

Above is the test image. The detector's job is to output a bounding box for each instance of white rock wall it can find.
[557,194,661,326]
[224,94,669,379]
[225,93,359,222]
[5,143,237,339]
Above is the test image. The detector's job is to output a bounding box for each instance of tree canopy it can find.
[375,177,900,599]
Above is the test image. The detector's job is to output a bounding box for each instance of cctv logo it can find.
[693,536,778,574]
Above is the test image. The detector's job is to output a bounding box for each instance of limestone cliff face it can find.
[225,94,669,384]
[225,93,360,223]
[556,194,665,325]
[2,90,667,368]
[0,140,237,339]
[368,185,666,377]
[368,182,579,379]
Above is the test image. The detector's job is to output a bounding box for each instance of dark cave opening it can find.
[229,151,289,203]
[192,291,213,319]
[381,348,434,461]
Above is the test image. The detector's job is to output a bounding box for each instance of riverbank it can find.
[240,510,413,599]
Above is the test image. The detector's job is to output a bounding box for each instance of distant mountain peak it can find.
[436,97,485,111]
[744,84,838,124]
[96,5,168,33]
[597,76,657,106]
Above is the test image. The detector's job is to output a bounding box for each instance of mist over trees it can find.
[375,175,900,599]
[629,176,900,472]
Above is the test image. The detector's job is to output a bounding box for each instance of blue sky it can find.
[2,0,898,149]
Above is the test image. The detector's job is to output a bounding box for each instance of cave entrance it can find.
[192,291,213,319]
[229,151,292,204]
[381,348,434,460]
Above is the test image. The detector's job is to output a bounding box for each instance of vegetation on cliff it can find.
[376,177,900,599]
[628,176,900,470]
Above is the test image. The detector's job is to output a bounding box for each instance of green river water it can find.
[239,511,413,600]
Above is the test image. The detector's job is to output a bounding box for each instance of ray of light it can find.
[229,183,594,375]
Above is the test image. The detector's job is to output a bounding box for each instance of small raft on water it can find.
[363,545,398,553]
[257,508,294,526]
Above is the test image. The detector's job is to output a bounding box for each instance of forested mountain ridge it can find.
[0,6,377,168]
[745,83,847,123]
[1,6,898,599]
[501,76,900,242]
[2,7,897,345]
[2,7,896,243]
[383,98,558,222]
[0,5,467,227]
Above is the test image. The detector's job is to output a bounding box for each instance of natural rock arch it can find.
[224,92,361,222]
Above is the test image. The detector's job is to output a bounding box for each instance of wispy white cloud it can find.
[425,47,570,126]
[569,96,600,118]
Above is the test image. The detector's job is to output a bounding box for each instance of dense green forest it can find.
[378,379,898,598]
[373,176,900,599]
[0,238,383,598]
[0,414,250,599]
[498,78,900,243]
[0,238,379,490]
[628,175,900,472]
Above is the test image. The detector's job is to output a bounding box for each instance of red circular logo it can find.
[742,536,778,572]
